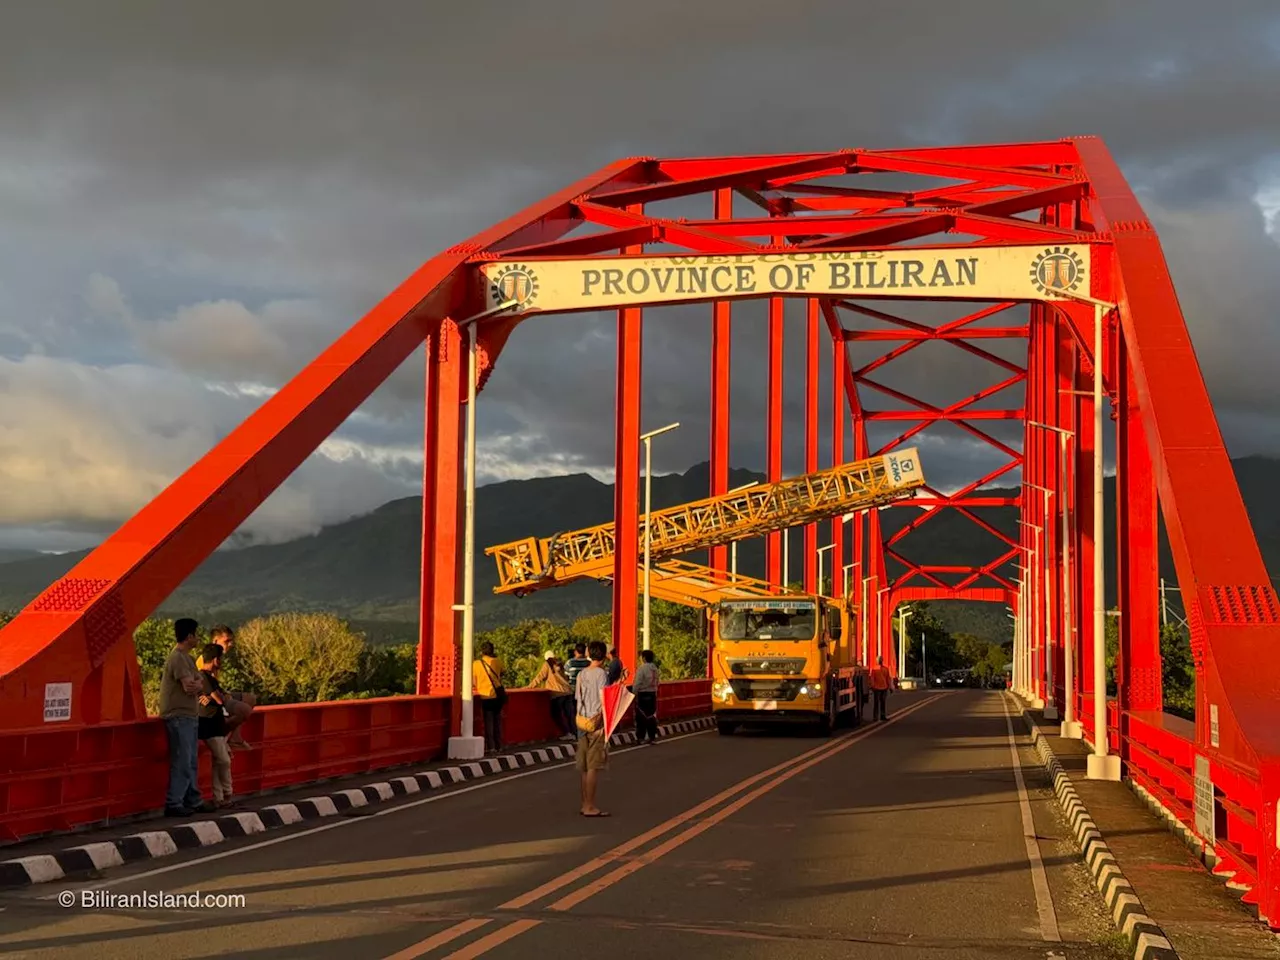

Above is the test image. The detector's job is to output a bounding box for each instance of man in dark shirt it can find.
[605,646,625,685]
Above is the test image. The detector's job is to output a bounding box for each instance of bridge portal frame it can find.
[0,140,1275,925]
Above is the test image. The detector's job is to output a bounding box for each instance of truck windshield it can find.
[718,603,817,641]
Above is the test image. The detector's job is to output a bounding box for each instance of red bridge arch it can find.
[0,139,1276,921]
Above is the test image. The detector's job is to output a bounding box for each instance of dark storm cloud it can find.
[1,0,1278,545]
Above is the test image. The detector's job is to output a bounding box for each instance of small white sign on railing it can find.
[1194,754,1215,848]
[43,682,72,722]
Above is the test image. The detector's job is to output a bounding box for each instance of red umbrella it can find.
[601,682,635,739]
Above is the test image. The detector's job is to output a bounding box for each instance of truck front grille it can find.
[727,658,807,676]
[728,678,808,702]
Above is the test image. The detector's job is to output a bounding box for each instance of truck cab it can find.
[710,596,865,736]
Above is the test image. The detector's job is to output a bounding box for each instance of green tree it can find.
[234,612,364,703]
[0,610,14,630]
[133,617,179,715]
[567,602,707,680]
[899,602,959,679]
[1160,624,1195,720]
[345,641,417,699]
[953,633,992,668]
[1101,611,1195,718]
[475,619,573,689]
[569,612,611,647]
[649,600,707,679]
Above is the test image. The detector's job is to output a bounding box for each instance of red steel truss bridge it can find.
[0,138,1276,927]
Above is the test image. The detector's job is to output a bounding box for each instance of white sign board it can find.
[1194,754,1215,847]
[883,449,923,489]
[482,244,1092,315]
[43,682,72,723]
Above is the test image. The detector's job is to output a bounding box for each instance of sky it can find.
[1,0,1279,553]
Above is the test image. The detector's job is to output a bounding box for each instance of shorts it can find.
[575,729,609,772]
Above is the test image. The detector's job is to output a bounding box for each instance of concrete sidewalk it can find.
[1024,709,1280,960]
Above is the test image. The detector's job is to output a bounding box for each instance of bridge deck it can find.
[0,692,1162,958]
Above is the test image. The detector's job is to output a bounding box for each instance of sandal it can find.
[579,810,611,818]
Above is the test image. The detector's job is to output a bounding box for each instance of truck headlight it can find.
[712,680,733,701]
[800,683,822,700]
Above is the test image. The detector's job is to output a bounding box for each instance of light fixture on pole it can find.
[1019,519,1045,710]
[897,606,913,681]
[641,422,681,652]
[1030,420,1080,739]
[1050,289,1120,780]
[816,543,836,597]
[1026,482,1058,721]
[448,298,520,761]
[876,586,888,662]
[727,481,759,579]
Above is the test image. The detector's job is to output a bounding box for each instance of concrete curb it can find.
[0,714,714,889]
[1015,701,1180,960]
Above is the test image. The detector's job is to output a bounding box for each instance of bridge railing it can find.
[0,679,712,845]
[1074,695,1271,925]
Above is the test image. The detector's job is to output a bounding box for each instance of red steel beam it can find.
[594,153,853,207]
[708,188,732,576]
[829,308,847,589]
[804,298,820,593]
[611,205,645,674]
[766,295,784,585]
[418,320,463,697]
[0,157,651,726]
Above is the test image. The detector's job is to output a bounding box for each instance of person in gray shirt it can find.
[632,649,660,744]
[575,640,610,817]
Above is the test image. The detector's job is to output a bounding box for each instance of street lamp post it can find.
[1026,482,1058,721]
[1019,520,1045,709]
[876,586,888,662]
[1052,290,1120,780]
[448,299,519,761]
[641,422,681,652]
[897,606,913,682]
[727,481,758,579]
[816,543,836,597]
[1031,421,1081,739]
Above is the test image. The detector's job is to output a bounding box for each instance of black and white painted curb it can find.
[0,715,714,889]
[1016,703,1180,960]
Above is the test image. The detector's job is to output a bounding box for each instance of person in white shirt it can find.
[575,641,610,817]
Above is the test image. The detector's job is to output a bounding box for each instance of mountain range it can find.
[2,457,1278,643]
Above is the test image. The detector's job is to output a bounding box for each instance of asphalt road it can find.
[0,691,1128,959]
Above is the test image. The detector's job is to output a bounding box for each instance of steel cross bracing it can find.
[0,140,1277,926]
[486,451,925,595]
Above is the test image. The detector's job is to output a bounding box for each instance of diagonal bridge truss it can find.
[0,140,1276,922]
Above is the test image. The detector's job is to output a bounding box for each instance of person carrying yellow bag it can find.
[574,640,610,817]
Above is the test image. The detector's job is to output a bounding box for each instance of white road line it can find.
[1000,694,1062,943]
[37,729,713,898]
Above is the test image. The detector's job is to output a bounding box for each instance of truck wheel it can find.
[717,721,737,736]
[817,696,836,736]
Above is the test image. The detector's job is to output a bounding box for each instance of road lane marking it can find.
[1000,694,1062,943]
[39,729,712,900]
[393,694,945,958]
[545,695,943,912]
[438,919,541,960]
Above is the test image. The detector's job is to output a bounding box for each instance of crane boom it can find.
[620,559,799,609]
[487,448,924,596]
